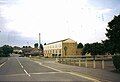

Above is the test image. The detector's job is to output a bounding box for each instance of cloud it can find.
[0,30,38,47]
[0,0,18,5]
[0,0,118,46]
[98,8,112,14]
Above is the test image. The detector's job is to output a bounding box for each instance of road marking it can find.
[35,61,63,72]
[24,69,31,77]
[68,72,100,82]
[0,58,9,68]
[0,74,26,76]
[16,58,23,68]
[30,72,66,75]
[16,58,31,77]
[0,62,6,68]
[34,61,100,82]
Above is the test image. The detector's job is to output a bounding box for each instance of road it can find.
[0,56,98,81]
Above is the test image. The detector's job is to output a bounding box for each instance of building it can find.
[43,38,78,57]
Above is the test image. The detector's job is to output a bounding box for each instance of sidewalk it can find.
[32,58,120,82]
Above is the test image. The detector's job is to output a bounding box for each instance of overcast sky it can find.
[0,0,120,47]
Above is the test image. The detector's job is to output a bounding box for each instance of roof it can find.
[46,38,76,45]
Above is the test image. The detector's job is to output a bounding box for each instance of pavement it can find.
[31,57,120,82]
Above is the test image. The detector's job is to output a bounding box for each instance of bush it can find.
[112,54,120,71]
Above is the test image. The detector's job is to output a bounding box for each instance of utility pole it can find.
[39,33,41,49]
[39,33,41,57]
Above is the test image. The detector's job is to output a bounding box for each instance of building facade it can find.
[43,38,78,57]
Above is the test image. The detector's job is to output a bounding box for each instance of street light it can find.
[64,46,67,56]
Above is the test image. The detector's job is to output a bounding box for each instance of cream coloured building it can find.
[43,38,78,57]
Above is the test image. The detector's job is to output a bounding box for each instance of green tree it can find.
[105,14,120,54]
[102,40,114,55]
[82,42,105,59]
[82,43,91,55]
[0,47,3,57]
[34,43,38,48]
[90,42,105,56]
[1,45,13,57]
[40,44,43,50]
[77,43,83,48]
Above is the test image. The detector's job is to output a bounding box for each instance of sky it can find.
[0,0,120,47]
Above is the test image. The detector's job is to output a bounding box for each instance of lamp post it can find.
[64,46,67,56]
[0,31,1,46]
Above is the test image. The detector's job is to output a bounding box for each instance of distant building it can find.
[43,38,80,57]
[13,46,22,54]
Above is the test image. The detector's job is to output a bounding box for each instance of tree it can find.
[34,43,38,48]
[77,43,83,48]
[40,44,43,50]
[0,47,3,57]
[44,43,46,45]
[82,43,91,55]
[1,45,13,57]
[105,14,120,54]
[90,42,105,56]
[102,40,114,55]
[82,42,105,58]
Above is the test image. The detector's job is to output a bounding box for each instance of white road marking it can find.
[68,72,100,82]
[0,62,6,68]
[35,61,63,72]
[30,72,65,75]
[0,58,9,68]
[0,73,26,76]
[16,58,31,77]
[16,58,23,68]
[24,69,31,77]
[34,61,100,82]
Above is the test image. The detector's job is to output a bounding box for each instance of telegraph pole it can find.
[39,33,41,57]
[39,33,41,49]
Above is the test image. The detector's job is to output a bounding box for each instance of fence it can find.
[56,56,115,70]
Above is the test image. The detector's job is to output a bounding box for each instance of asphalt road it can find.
[0,56,95,81]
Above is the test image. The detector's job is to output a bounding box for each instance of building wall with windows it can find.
[43,38,77,57]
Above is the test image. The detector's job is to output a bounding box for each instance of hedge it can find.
[112,54,120,71]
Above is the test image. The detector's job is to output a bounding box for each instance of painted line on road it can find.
[29,72,66,75]
[0,58,9,68]
[0,73,26,76]
[24,69,31,77]
[34,61,100,82]
[16,58,31,77]
[16,58,23,68]
[0,62,6,68]
[35,61,63,72]
[68,72,100,82]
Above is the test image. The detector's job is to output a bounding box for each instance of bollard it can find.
[61,59,63,63]
[74,59,76,66]
[29,55,31,58]
[66,59,67,64]
[79,60,81,66]
[85,59,87,68]
[102,60,105,69]
[93,60,96,68]
[69,59,71,65]
[55,58,58,62]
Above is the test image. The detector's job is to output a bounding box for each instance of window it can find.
[59,49,61,53]
[56,50,57,53]
[53,50,54,53]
